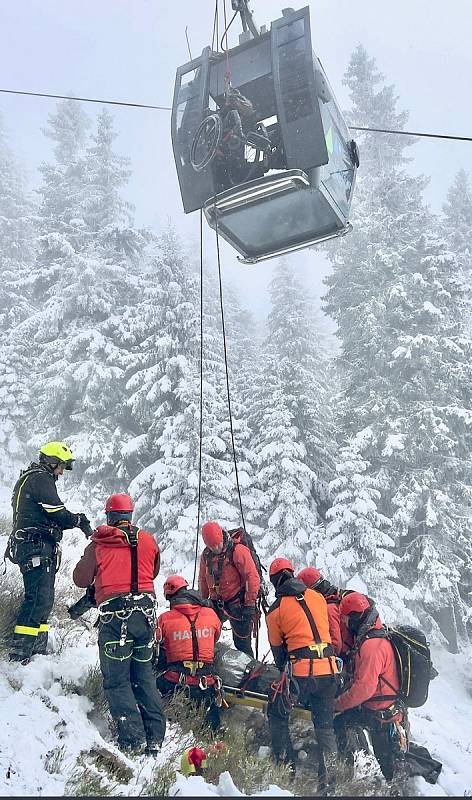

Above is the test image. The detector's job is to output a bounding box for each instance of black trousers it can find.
[268,674,338,776]
[334,707,396,780]
[11,537,56,659]
[157,675,221,731]
[99,611,166,750]
[224,602,254,657]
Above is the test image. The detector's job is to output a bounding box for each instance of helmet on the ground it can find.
[269,557,294,579]
[105,493,134,525]
[163,575,188,598]
[297,567,322,589]
[39,441,74,470]
[180,746,208,776]
[339,592,371,617]
[201,520,224,550]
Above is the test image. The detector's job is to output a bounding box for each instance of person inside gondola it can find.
[214,85,272,190]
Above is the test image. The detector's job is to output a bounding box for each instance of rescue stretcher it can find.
[214,642,312,720]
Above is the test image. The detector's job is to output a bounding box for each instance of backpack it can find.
[204,527,266,606]
[365,624,434,708]
[227,527,265,581]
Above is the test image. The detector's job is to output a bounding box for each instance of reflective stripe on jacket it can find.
[12,463,78,538]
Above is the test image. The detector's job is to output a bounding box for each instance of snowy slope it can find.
[0,619,470,797]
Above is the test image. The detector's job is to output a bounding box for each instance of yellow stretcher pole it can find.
[222,685,312,721]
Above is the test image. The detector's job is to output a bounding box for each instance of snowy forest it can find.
[0,41,472,795]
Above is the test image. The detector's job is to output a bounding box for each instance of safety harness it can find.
[290,594,337,675]
[97,525,156,645]
[163,607,219,689]
[5,467,61,568]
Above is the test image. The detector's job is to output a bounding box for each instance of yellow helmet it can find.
[39,441,75,470]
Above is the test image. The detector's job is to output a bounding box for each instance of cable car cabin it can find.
[171,5,358,264]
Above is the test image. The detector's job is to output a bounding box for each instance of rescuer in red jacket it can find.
[156,575,222,730]
[73,493,165,754]
[297,568,343,656]
[198,520,260,657]
[334,592,402,781]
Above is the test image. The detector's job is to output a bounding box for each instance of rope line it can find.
[350,125,472,143]
[212,0,247,531]
[214,210,247,532]
[192,210,205,589]
[1,87,471,144]
[0,87,172,111]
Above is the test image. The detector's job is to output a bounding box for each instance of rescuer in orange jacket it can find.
[266,558,338,791]
[198,520,260,657]
[334,592,402,781]
[156,576,222,730]
[297,567,343,656]
[73,493,165,754]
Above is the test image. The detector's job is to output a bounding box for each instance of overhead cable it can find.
[1,87,472,143]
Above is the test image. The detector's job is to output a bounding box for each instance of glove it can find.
[76,513,93,537]
[241,604,256,621]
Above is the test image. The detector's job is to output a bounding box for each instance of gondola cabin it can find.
[171,5,358,264]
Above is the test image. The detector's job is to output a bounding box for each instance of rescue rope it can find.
[192,210,205,590]
[212,0,247,533]
[191,1,247,591]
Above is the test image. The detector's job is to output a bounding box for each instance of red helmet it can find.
[201,521,224,549]
[269,557,294,578]
[297,567,322,588]
[105,493,134,513]
[163,575,188,597]
[339,592,371,617]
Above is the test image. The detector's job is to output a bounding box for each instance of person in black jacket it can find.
[8,441,91,663]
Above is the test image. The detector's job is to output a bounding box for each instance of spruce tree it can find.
[21,102,143,513]
[250,260,334,567]
[0,113,36,486]
[323,47,472,644]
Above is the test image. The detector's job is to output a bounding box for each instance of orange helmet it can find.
[297,567,322,589]
[269,557,294,578]
[163,575,188,598]
[201,521,224,549]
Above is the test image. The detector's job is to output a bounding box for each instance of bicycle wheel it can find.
[190,114,222,172]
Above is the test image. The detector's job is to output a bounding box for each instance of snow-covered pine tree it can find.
[443,169,472,339]
[129,232,253,565]
[0,112,36,487]
[20,102,144,514]
[127,227,202,545]
[250,260,334,568]
[323,47,472,645]
[443,169,472,263]
[324,431,408,622]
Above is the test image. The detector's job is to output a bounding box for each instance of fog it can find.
[1,0,471,314]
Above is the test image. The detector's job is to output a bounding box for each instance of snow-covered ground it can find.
[0,525,470,797]
[0,617,470,797]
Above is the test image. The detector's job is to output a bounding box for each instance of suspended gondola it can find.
[171,2,359,264]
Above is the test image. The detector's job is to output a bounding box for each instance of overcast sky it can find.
[1,0,471,315]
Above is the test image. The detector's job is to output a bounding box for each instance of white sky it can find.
[0,0,471,315]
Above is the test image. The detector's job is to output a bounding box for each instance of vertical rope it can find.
[222,0,232,87]
[214,221,247,531]
[192,210,205,588]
